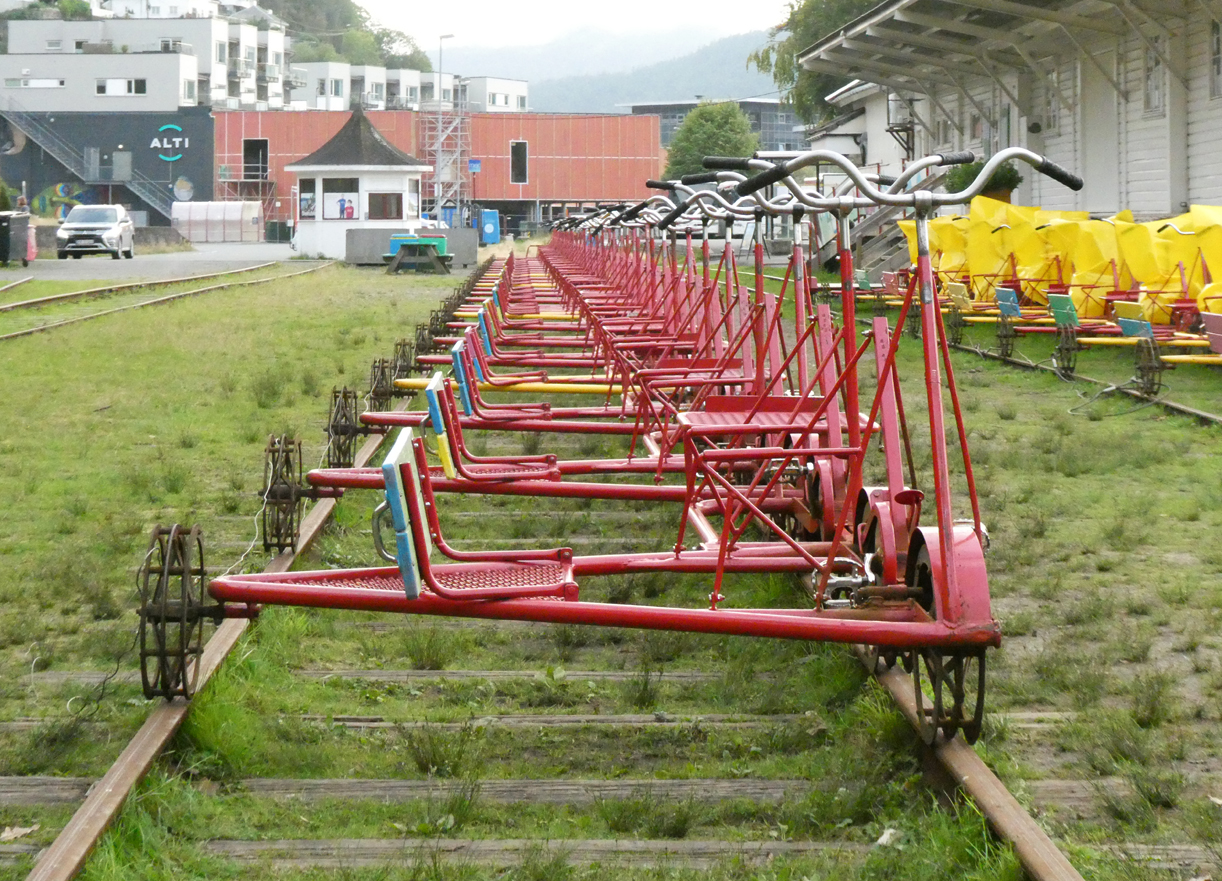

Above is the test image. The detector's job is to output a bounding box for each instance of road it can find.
[0,242,307,284]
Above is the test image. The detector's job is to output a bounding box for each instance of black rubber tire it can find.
[124,243,134,259]
[111,250,121,260]
[57,251,67,260]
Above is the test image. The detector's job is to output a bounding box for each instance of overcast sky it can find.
[356,0,792,51]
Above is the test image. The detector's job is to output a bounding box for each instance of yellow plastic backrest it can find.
[1112,300,1144,321]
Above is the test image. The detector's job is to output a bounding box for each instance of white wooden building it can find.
[799,0,1221,217]
[286,107,432,259]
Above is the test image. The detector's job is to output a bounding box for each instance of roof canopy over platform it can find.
[798,0,1196,120]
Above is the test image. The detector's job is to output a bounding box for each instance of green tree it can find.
[58,0,91,20]
[373,27,431,71]
[340,30,381,65]
[290,40,340,63]
[663,102,759,180]
[748,0,877,123]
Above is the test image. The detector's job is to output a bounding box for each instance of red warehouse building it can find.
[213,110,662,236]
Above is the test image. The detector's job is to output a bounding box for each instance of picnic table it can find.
[385,241,453,274]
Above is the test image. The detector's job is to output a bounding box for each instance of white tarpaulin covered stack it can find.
[171,202,263,243]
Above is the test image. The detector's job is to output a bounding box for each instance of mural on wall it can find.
[32,182,102,219]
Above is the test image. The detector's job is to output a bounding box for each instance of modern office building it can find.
[625,98,801,152]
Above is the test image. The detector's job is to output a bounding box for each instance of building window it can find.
[516,94,526,110]
[46,40,61,51]
[408,86,418,101]
[968,112,983,143]
[322,178,359,219]
[182,79,195,101]
[75,40,86,52]
[96,78,147,96]
[216,41,227,63]
[298,177,316,219]
[169,5,177,13]
[407,179,420,217]
[1212,21,1222,99]
[273,51,282,66]
[442,88,451,101]
[999,104,1011,149]
[150,6,160,14]
[368,192,402,220]
[329,78,343,97]
[1144,37,1165,114]
[1044,69,1061,133]
[5,78,66,88]
[510,140,528,184]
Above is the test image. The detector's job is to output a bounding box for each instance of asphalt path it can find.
[0,242,312,285]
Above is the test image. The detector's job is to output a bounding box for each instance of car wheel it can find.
[124,242,134,259]
[58,251,67,260]
[72,254,81,259]
[111,249,121,260]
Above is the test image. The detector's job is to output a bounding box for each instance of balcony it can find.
[227,57,253,78]
[283,67,307,88]
[257,63,280,83]
[386,96,418,110]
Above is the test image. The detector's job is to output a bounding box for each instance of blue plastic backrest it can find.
[424,372,446,433]
[477,311,495,356]
[1118,317,1154,339]
[381,429,421,599]
[449,341,474,415]
[995,288,1023,318]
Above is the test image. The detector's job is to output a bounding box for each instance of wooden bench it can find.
[385,242,453,275]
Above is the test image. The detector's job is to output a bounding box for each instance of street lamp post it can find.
[435,33,453,220]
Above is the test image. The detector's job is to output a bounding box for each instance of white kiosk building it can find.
[286,107,432,260]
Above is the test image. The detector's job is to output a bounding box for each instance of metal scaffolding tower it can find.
[421,88,470,218]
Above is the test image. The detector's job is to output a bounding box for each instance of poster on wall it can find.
[299,192,316,219]
[323,192,357,219]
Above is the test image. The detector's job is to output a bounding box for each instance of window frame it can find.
[367,192,403,221]
[1144,36,1165,116]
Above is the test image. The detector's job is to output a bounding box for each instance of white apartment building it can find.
[465,76,528,113]
[386,68,422,109]
[350,64,386,110]
[4,15,285,109]
[99,0,220,17]
[0,49,197,112]
[294,61,350,111]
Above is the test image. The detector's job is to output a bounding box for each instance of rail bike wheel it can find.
[872,289,889,317]
[368,359,395,412]
[262,434,303,553]
[1053,326,1081,379]
[414,323,434,358]
[392,339,416,384]
[904,299,921,339]
[1134,338,1165,397]
[326,387,361,469]
[907,546,986,743]
[996,314,1016,360]
[946,305,966,347]
[138,524,207,700]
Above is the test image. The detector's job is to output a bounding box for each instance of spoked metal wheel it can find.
[262,434,304,553]
[368,359,395,412]
[1053,325,1081,378]
[904,299,922,339]
[392,339,416,384]
[996,314,1016,359]
[907,546,986,743]
[946,305,966,346]
[1134,338,1165,397]
[326,387,362,468]
[138,524,208,700]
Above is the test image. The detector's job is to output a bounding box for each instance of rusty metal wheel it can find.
[138,524,208,700]
[1134,338,1165,397]
[261,434,304,553]
[996,313,1016,360]
[946,305,966,346]
[904,299,921,339]
[326,387,361,468]
[1053,325,1081,378]
[392,339,416,384]
[368,359,395,412]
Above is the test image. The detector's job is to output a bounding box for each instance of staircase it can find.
[815,168,950,281]
[0,100,174,221]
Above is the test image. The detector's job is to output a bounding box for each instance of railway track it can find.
[12,258,1192,881]
[0,262,331,342]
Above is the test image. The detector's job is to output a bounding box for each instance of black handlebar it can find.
[657,198,691,230]
[936,151,976,166]
[680,171,721,185]
[1036,157,1084,192]
[703,156,753,171]
[645,179,675,191]
[619,200,649,222]
[735,163,791,197]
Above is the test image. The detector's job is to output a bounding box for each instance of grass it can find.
[4,254,1221,879]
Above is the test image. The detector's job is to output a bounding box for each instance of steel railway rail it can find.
[19,258,1099,881]
[0,263,333,343]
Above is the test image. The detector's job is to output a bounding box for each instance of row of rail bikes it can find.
[139,147,1083,745]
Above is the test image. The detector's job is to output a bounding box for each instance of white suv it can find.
[56,205,135,260]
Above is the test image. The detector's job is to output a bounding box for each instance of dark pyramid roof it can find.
[289,106,427,168]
